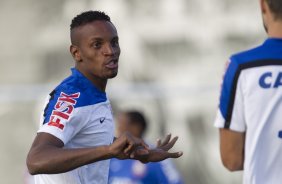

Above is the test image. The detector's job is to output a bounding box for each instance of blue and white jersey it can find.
[109,158,183,184]
[214,38,282,184]
[34,68,115,184]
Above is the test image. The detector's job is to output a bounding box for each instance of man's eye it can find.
[111,40,119,47]
[93,42,101,48]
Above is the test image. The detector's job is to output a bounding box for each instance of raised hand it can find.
[134,134,183,163]
[109,132,149,159]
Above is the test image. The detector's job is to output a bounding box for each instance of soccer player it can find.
[214,0,282,183]
[26,11,183,184]
[109,111,184,184]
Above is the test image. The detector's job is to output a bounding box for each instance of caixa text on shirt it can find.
[48,92,80,130]
[259,72,282,88]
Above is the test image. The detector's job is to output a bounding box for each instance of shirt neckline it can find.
[263,37,282,45]
[71,68,106,95]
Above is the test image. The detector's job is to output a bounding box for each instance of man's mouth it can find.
[105,59,118,69]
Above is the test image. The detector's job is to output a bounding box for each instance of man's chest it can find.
[66,102,115,148]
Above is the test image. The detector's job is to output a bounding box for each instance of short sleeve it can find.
[38,89,85,144]
[214,58,246,132]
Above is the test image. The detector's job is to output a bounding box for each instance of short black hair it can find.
[266,0,282,20]
[125,111,147,135]
[70,10,111,30]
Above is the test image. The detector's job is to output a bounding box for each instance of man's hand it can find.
[134,134,183,163]
[109,132,149,159]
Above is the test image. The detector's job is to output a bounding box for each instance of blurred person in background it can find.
[109,110,184,184]
[26,10,182,184]
[214,0,282,183]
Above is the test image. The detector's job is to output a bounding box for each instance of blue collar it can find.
[263,37,282,45]
[71,67,86,78]
[71,68,106,95]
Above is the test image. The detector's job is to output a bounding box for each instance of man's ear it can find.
[260,0,267,14]
[70,45,82,62]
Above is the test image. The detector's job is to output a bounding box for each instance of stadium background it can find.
[0,0,265,183]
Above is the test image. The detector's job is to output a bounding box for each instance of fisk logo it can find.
[259,72,282,88]
[48,92,80,130]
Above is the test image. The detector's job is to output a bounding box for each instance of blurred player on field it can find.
[109,110,184,184]
[214,0,282,183]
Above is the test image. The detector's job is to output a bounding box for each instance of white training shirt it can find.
[34,68,115,184]
[215,38,282,184]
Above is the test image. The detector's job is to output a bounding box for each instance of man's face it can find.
[116,113,143,138]
[72,20,120,79]
[116,113,131,137]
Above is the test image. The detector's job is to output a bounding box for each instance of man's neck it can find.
[76,67,107,92]
[87,76,107,92]
[267,20,282,38]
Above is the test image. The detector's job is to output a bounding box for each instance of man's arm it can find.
[26,132,148,175]
[219,128,245,171]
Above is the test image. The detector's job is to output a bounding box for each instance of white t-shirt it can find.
[34,68,115,184]
[215,38,282,184]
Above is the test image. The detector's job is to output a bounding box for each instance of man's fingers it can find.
[122,132,137,154]
[135,147,149,156]
[162,136,178,151]
[168,151,183,158]
[141,140,149,150]
[129,141,149,157]
[123,142,135,154]
[159,134,171,147]
[124,136,149,155]
[131,147,149,158]
[156,139,161,147]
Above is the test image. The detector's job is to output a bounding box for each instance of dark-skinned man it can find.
[26,11,182,184]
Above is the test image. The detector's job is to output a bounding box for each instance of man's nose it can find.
[103,43,115,56]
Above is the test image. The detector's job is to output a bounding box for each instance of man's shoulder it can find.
[230,44,265,65]
[227,40,282,75]
[55,75,82,93]
[51,75,107,108]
